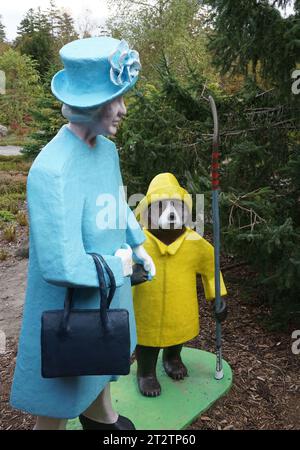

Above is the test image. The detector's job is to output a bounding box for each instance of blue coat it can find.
[10,125,145,419]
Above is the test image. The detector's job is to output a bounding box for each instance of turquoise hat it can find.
[51,37,141,108]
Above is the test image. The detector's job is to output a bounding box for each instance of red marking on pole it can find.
[212,140,220,190]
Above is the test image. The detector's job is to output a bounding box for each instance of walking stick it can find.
[209,95,224,380]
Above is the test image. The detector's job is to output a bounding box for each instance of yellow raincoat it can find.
[133,173,227,348]
[133,228,227,347]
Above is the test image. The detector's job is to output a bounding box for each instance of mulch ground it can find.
[188,264,300,430]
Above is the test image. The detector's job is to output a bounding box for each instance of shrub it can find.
[3,224,16,242]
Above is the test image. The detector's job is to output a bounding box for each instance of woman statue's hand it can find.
[132,245,156,278]
[114,244,133,277]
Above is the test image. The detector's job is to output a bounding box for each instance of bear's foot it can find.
[137,374,161,397]
[163,356,188,380]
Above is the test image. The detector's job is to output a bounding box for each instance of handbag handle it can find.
[92,253,116,309]
[61,253,116,332]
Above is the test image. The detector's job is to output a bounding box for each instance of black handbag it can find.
[41,253,131,378]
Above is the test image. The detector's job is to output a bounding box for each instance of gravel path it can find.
[0,259,27,340]
[0,146,23,156]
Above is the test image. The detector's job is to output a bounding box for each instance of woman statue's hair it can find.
[61,103,104,123]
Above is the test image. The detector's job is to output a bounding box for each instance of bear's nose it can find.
[168,212,175,221]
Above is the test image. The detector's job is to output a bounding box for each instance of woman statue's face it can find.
[92,96,127,136]
[67,96,127,147]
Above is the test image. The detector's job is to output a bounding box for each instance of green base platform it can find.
[67,347,232,430]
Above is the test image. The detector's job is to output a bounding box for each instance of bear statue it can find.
[132,173,228,397]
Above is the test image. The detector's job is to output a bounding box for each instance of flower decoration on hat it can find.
[109,39,141,87]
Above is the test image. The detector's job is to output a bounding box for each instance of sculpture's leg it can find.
[34,417,68,430]
[162,344,188,380]
[79,383,135,430]
[82,383,118,424]
[135,345,161,397]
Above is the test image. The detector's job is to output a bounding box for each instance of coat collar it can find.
[143,227,190,256]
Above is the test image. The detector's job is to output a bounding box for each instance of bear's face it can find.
[143,199,189,230]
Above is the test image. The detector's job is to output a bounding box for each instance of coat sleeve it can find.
[195,238,227,301]
[113,144,146,248]
[125,203,146,248]
[27,164,124,288]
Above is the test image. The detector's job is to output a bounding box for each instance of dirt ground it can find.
[0,219,299,430]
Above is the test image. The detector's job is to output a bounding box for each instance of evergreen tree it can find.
[16,8,37,36]
[204,0,300,95]
[56,11,79,45]
[15,3,78,77]
[46,0,61,38]
[0,15,6,42]
[22,64,66,159]
[45,0,78,44]
[16,8,54,77]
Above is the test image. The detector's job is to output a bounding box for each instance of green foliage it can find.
[115,76,212,196]
[224,218,300,329]
[204,0,300,95]
[21,64,67,159]
[14,2,78,78]
[0,134,29,146]
[17,32,54,76]
[0,193,25,231]
[55,12,79,47]
[115,57,299,328]
[3,223,17,242]
[0,210,15,222]
[0,15,6,42]
[0,178,27,195]
[44,0,79,48]
[15,7,54,76]
[107,0,218,85]
[0,154,28,231]
[0,155,31,172]
[0,49,42,126]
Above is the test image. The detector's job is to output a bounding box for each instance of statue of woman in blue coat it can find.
[10,37,155,430]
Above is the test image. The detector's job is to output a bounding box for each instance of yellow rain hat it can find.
[135,173,192,221]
